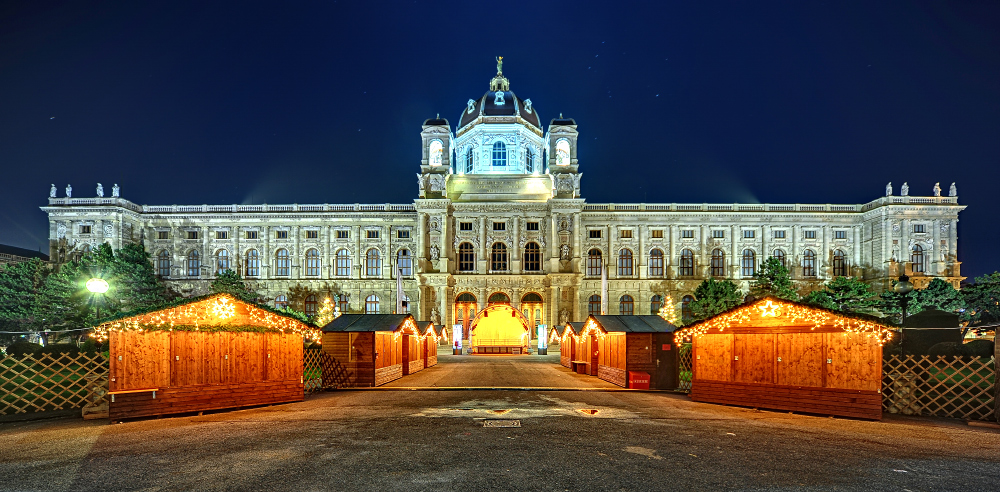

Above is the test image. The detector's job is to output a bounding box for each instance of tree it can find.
[803,276,879,315]
[314,297,337,326]
[688,278,743,321]
[914,278,965,316]
[749,257,799,301]
[963,272,1000,327]
[108,244,174,311]
[0,259,48,333]
[210,270,260,303]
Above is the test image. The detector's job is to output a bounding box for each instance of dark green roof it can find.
[562,322,586,335]
[589,315,677,333]
[415,321,437,334]
[321,314,413,332]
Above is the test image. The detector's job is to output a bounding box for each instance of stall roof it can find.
[415,321,437,335]
[321,314,414,332]
[563,322,586,335]
[589,315,677,333]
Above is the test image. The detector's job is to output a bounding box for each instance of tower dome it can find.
[457,57,541,135]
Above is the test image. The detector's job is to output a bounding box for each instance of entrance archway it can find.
[520,292,544,337]
[468,304,530,354]
[454,292,478,340]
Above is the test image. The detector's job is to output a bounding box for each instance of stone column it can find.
[668,224,677,278]
[479,216,487,274]
[821,225,830,279]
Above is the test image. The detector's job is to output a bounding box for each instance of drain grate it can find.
[483,419,521,428]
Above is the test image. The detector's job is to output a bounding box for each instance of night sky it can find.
[1,2,998,279]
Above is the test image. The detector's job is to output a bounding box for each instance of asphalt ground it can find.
[0,350,998,491]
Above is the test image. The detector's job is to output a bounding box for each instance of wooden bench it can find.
[571,360,590,373]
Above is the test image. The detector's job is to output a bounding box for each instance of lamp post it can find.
[86,277,110,332]
[894,273,914,325]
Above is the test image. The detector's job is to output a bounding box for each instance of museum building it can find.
[40,63,966,333]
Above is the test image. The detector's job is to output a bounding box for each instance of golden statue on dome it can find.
[496,56,503,74]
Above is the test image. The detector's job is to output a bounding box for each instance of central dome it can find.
[457,63,541,135]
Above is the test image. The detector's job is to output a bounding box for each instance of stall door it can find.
[733,333,774,384]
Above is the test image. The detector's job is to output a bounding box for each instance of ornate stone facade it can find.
[40,67,965,329]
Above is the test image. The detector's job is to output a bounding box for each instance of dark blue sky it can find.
[1,2,998,279]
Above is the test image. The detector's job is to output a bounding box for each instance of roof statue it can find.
[496,56,503,74]
[96,183,104,198]
[65,184,72,198]
[949,182,957,197]
[901,182,909,196]
[49,184,56,198]
[112,183,120,197]
[885,182,892,196]
[933,182,941,197]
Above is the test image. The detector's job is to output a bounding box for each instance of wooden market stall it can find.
[677,297,893,420]
[94,293,317,421]
[320,314,419,387]
[587,315,678,389]
[416,321,439,368]
[559,322,585,369]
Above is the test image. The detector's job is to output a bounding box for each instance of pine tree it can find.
[803,276,879,315]
[314,297,337,326]
[962,272,1000,326]
[914,278,965,315]
[210,270,260,303]
[0,259,48,333]
[749,257,799,301]
[689,278,744,321]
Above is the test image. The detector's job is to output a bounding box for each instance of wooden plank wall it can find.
[425,336,437,367]
[374,332,402,386]
[560,336,574,368]
[322,331,375,387]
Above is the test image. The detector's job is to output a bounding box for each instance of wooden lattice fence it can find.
[1,353,108,415]
[677,342,692,393]
[883,355,996,421]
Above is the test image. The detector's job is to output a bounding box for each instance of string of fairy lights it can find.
[673,299,895,345]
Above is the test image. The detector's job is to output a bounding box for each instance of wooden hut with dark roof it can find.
[416,321,439,368]
[559,322,585,369]
[585,315,679,389]
[320,314,419,387]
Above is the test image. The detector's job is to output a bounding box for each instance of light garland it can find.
[90,293,322,343]
[657,292,678,325]
[673,298,895,345]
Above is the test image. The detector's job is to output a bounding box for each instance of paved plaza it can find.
[1,352,998,491]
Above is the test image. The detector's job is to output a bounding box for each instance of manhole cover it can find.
[483,419,521,428]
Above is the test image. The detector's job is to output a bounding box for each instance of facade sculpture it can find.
[96,183,104,198]
[40,64,966,330]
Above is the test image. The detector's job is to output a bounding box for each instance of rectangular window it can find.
[305,230,318,239]
[681,230,694,239]
[492,222,506,231]
[157,231,169,240]
[336,230,349,239]
[80,225,92,234]
[773,230,786,239]
[804,230,816,239]
[589,230,602,239]
[835,230,847,239]
[460,222,473,231]
[366,230,379,239]
[526,222,539,231]
[186,231,199,240]
[743,230,755,239]
[245,231,258,240]
[397,230,410,239]
[651,230,663,239]
[215,231,228,240]
[913,224,926,233]
[275,230,288,239]
[620,230,633,239]
[712,230,725,239]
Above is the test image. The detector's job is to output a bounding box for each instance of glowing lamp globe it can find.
[86,278,109,294]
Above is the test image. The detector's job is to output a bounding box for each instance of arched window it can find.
[525,147,535,173]
[366,249,381,277]
[523,242,541,272]
[274,294,288,309]
[802,250,817,277]
[458,242,475,272]
[711,249,725,277]
[397,249,412,277]
[338,294,350,313]
[245,249,259,277]
[681,295,695,323]
[274,249,290,276]
[773,249,786,268]
[741,249,756,277]
[587,249,603,277]
[556,139,570,166]
[305,248,321,276]
[304,295,318,317]
[679,249,694,277]
[490,243,508,271]
[619,295,634,316]
[911,245,924,273]
[650,295,664,315]
[833,249,847,277]
[336,249,351,277]
[157,250,171,277]
[187,250,200,277]
[429,140,443,166]
[492,141,507,167]
[365,294,380,314]
[648,249,664,277]
[588,295,602,316]
[465,147,474,174]
[488,292,510,305]
[618,249,634,276]
[216,249,230,274]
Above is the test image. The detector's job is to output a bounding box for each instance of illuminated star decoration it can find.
[757,300,780,318]
[211,296,236,320]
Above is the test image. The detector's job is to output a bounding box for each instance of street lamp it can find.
[894,273,914,325]
[86,278,109,294]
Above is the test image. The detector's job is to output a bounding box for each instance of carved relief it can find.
[556,174,574,194]
[56,223,67,239]
[103,223,114,237]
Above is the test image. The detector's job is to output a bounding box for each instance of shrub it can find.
[926,342,961,357]
[961,339,994,357]
[4,341,43,358]
[34,343,81,357]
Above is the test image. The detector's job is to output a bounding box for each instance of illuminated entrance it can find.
[468,304,531,354]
